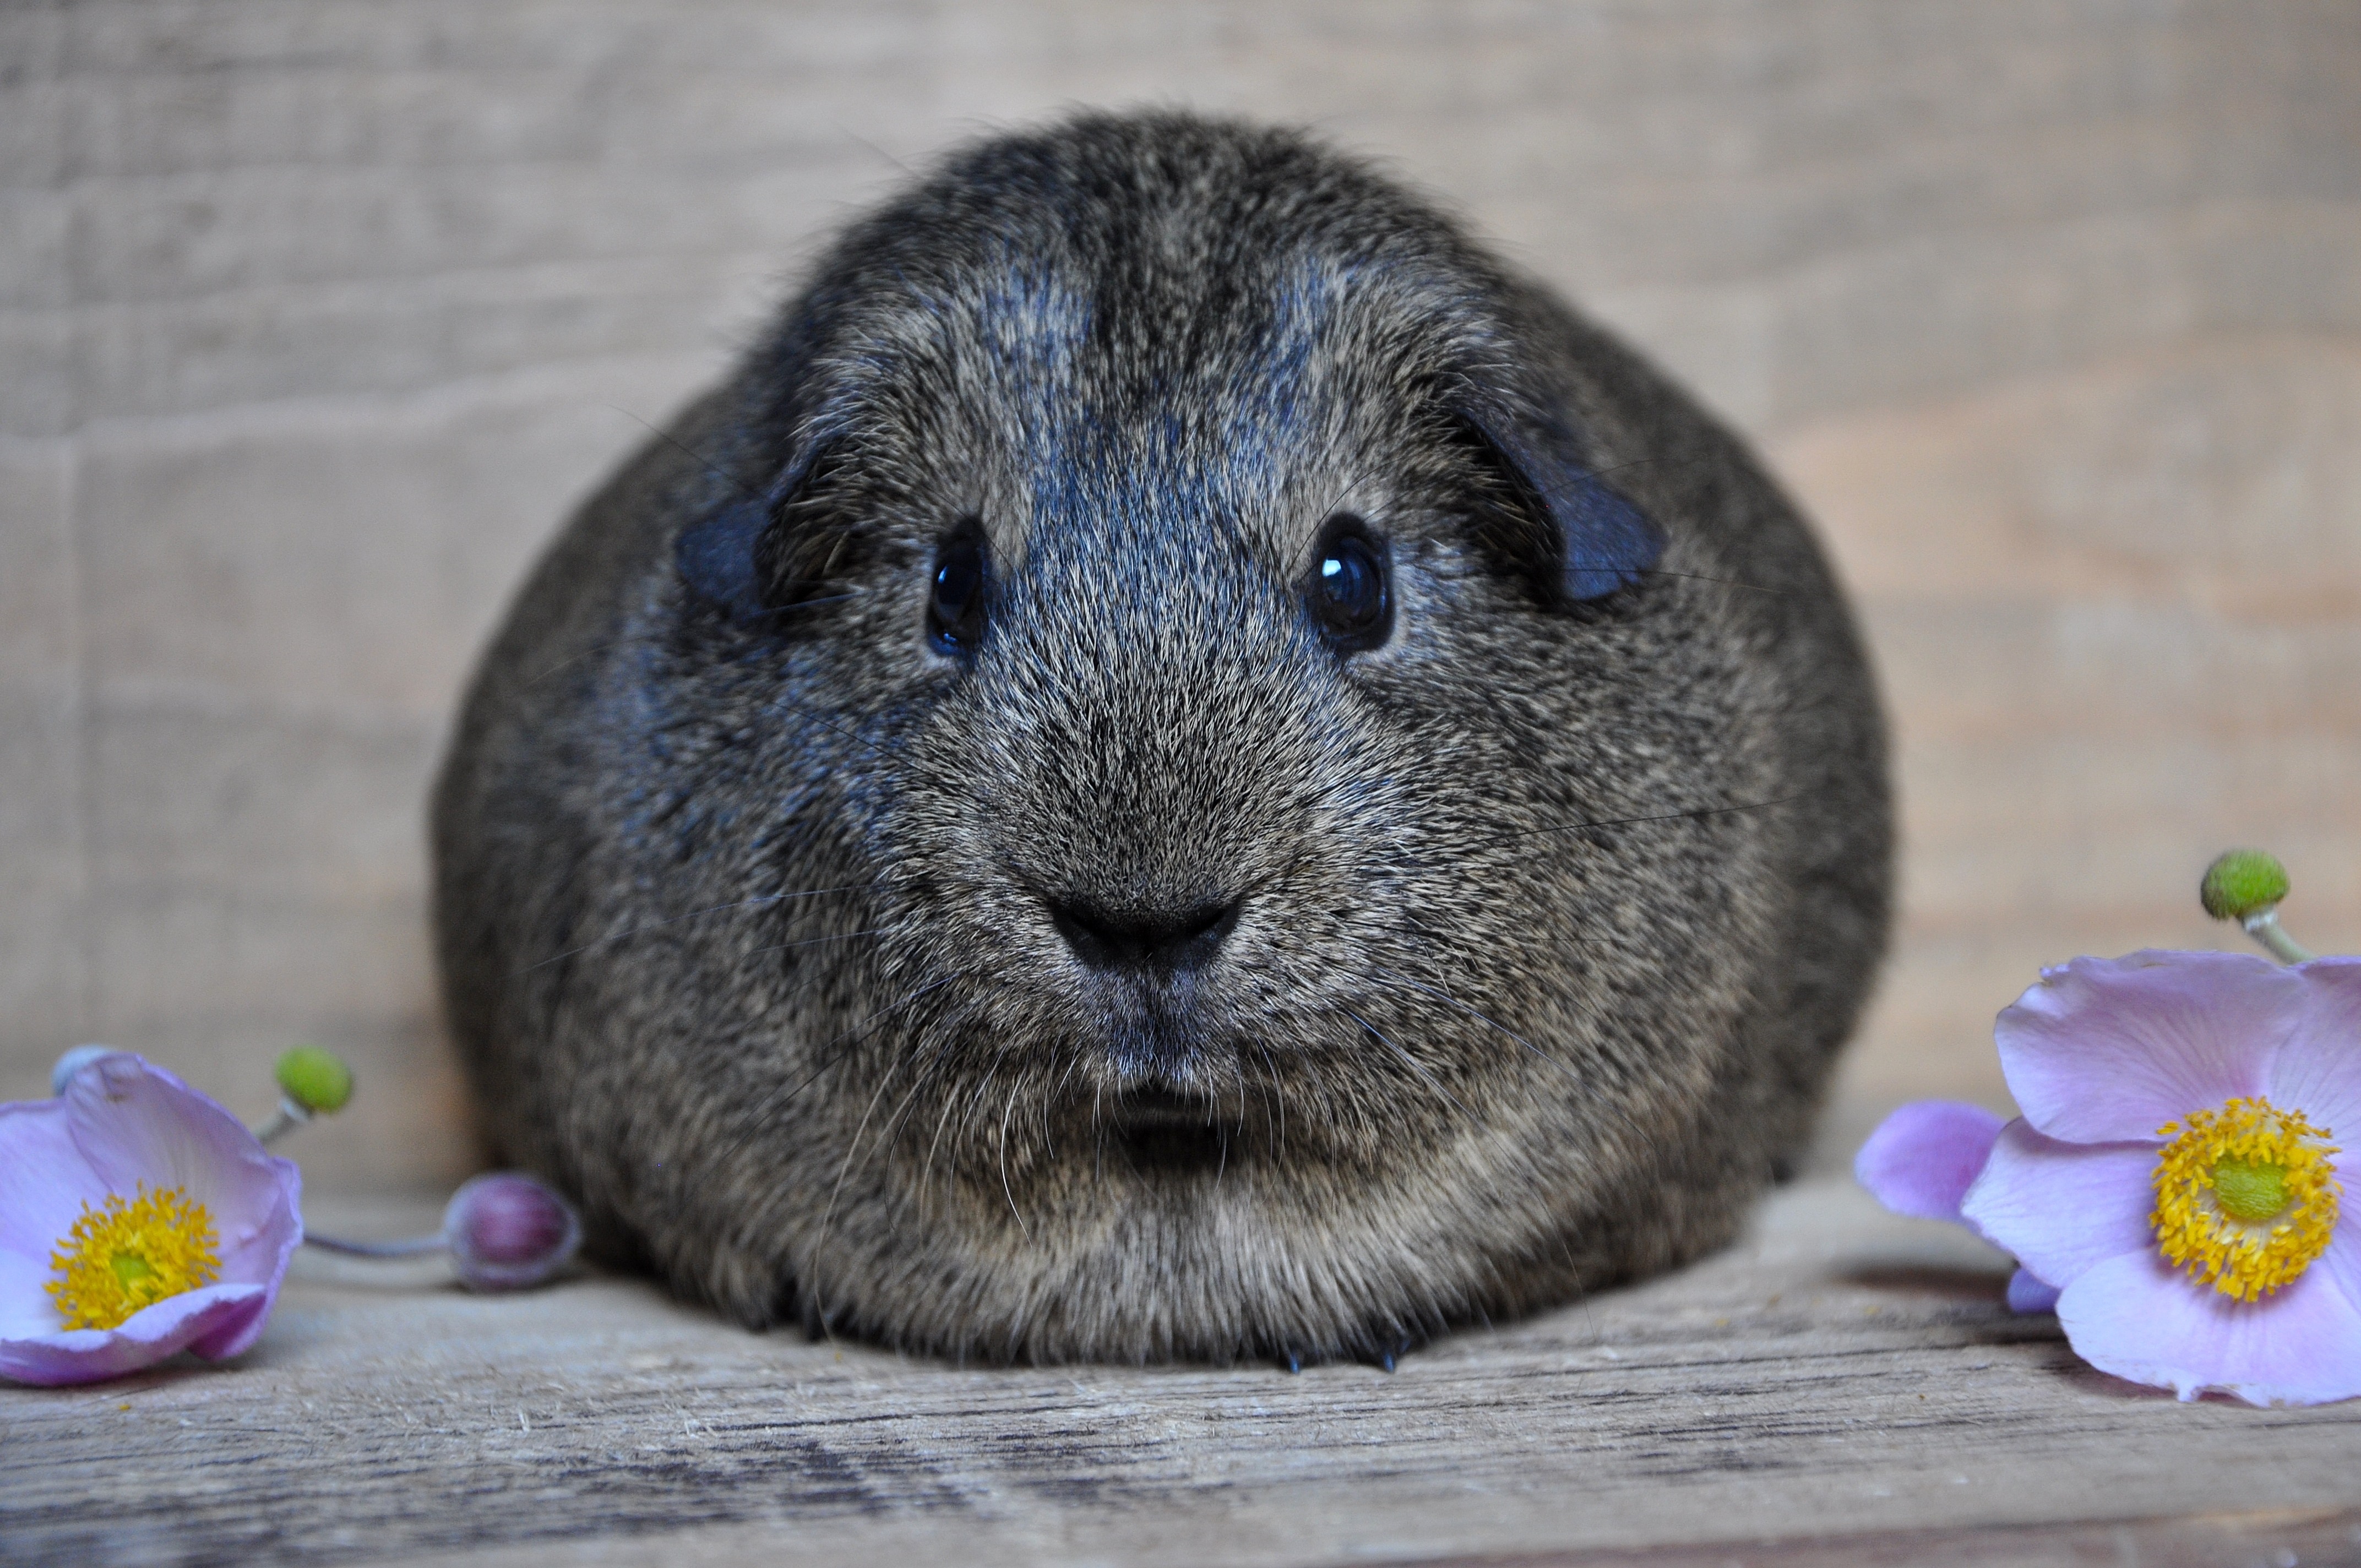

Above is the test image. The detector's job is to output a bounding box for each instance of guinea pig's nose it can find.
[1047,896,1241,977]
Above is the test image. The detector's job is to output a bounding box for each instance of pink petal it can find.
[1854,1101,2005,1222]
[63,1054,302,1289]
[0,1099,109,1339]
[2006,1269,2061,1314]
[2319,1213,2361,1320]
[2055,1243,2361,1406]
[0,1283,267,1387]
[187,1154,300,1360]
[1995,950,2297,1144]
[2267,957,2361,1146]
[1959,1119,2157,1288]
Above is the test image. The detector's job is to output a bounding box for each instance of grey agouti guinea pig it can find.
[432,109,1891,1365]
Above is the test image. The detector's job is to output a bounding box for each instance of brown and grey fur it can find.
[432,111,1891,1366]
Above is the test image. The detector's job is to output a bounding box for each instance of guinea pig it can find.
[431,109,1891,1366]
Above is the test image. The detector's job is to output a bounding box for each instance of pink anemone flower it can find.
[0,1052,302,1386]
[1960,950,2361,1406]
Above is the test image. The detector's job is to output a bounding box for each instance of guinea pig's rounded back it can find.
[431,110,1891,1364]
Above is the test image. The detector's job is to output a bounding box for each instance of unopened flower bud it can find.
[274,1046,353,1115]
[2201,850,2292,922]
[443,1172,581,1292]
[50,1044,122,1097]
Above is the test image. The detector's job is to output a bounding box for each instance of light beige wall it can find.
[6,1,2358,1189]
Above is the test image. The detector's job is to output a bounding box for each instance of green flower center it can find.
[46,1184,221,1330]
[2153,1098,2340,1301]
[2212,1156,2292,1223]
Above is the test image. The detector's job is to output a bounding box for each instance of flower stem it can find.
[2243,909,2316,965]
[303,1232,448,1259]
[248,1098,312,1147]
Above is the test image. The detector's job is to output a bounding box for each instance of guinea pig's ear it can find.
[673,438,844,631]
[1450,395,1663,605]
[675,499,771,628]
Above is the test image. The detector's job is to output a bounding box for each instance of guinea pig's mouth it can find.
[1105,1086,1238,1175]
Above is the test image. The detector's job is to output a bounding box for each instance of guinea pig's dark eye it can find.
[926,519,991,656]
[1305,517,1392,652]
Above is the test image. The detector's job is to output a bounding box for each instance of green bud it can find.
[2201,850,2291,922]
[275,1046,353,1114]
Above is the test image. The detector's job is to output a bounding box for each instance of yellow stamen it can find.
[2151,1097,2340,1302]
[46,1185,221,1331]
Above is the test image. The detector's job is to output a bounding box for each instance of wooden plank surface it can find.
[8,1171,2361,1567]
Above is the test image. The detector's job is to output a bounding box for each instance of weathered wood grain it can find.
[1427,1510,2361,1568]
[7,1175,2360,1567]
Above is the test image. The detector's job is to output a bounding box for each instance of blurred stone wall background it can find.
[5,1,2357,1191]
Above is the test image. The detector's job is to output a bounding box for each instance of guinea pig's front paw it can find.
[1274,1329,1424,1374]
